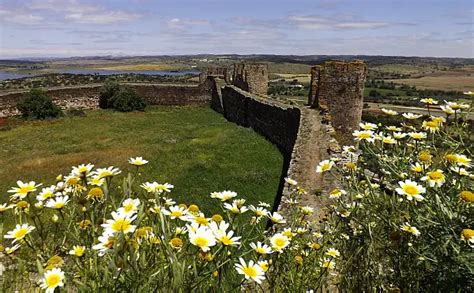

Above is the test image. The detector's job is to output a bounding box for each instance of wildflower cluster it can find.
[1,158,331,291]
[318,98,473,291]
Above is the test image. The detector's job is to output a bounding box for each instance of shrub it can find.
[99,81,146,112]
[99,80,120,109]
[16,88,62,119]
[110,88,146,112]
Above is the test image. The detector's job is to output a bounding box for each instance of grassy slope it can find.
[0,107,283,213]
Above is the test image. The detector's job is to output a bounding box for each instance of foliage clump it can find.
[99,80,146,112]
[16,88,62,119]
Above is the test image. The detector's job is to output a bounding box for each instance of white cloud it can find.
[0,8,43,25]
[287,15,389,30]
[166,18,210,30]
[64,11,141,24]
[0,0,143,25]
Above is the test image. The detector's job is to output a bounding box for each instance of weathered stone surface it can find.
[308,61,367,146]
[221,85,300,155]
[199,67,230,84]
[209,77,227,113]
[232,63,268,96]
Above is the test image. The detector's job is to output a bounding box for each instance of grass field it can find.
[0,106,283,213]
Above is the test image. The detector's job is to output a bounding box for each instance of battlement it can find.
[199,67,230,84]
[232,63,268,96]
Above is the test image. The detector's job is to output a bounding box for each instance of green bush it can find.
[110,88,146,112]
[16,88,62,119]
[99,80,120,109]
[99,81,146,112]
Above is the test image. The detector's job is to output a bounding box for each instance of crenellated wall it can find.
[232,63,269,96]
[199,67,230,84]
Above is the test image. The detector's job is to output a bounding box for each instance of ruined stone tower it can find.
[308,61,367,146]
[199,67,230,84]
[232,63,268,96]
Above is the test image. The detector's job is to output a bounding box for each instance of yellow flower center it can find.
[456,156,469,165]
[327,250,338,257]
[462,229,474,240]
[358,132,371,139]
[87,188,104,200]
[123,204,134,213]
[188,204,199,213]
[194,237,209,247]
[445,154,457,162]
[220,236,233,245]
[67,177,79,185]
[428,171,443,180]
[111,219,131,232]
[74,247,85,256]
[242,266,258,278]
[46,274,61,288]
[256,247,266,254]
[100,171,113,178]
[211,214,223,222]
[282,231,293,238]
[19,186,34,194]
[16,201,29,209]
[195,216,209,225]
[170,237,183,248]
[460,191,474,203]
[418,152,432,163]
[170,211,183,218]
[53,202,65,209]
[274,238,286,247]
[13,227,28,239]
[403,185,419,196]
[345,162,356,170]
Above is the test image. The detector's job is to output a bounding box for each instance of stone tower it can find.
[308,61,368,146]
[199,67,230,84]
[232,63,268,95]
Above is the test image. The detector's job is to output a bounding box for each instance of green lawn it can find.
[0,106,283,213]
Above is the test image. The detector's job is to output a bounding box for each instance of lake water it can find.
[0,70,200,81]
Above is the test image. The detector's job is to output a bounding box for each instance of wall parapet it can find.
[221,85,300,156]
[0,83,211,117]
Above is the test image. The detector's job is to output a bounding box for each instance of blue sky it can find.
[0,0,472,58]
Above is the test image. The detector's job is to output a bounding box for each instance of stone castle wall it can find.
[232,63,268,96]
[0,84,210,117]
[220,85,300,155]
[0,61,366,217]
[308,61,367,146]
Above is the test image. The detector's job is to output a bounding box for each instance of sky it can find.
[0,0,473,58]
